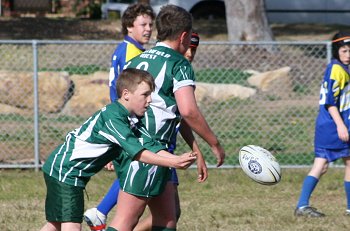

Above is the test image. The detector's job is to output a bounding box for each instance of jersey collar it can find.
[114,101,140,124]
[156,41,171,48]
[332,58,350,72]
[124,35,146,51]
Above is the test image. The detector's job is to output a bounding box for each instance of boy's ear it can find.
[122,89,130,100]
[179,31,189,43]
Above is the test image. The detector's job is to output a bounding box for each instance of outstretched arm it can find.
[175,85,225,167]
[134,149,197,169]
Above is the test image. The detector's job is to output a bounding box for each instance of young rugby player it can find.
[84,4,156,230]
[39,68,197,231]
[295,31,350,217]
[107,5,225,231]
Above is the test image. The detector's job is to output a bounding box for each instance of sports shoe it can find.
[346,209,350,216]
[83,208,107,231]
[294,206,325,218]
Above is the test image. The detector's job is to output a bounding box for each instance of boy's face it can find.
[127,81,152,117]
[339,45,350,65]
[127,14,153,45]
[184,47,197,63]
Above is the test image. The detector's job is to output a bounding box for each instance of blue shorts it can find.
[171,168,179,185]
[168,134,179,185]
[314,147,350,162]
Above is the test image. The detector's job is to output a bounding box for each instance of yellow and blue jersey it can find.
[109,36,145,102]
[315,59,350,149]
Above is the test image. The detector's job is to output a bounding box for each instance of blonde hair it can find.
[116,68,155,98]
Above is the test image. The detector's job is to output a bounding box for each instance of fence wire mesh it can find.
[0,40,333,169]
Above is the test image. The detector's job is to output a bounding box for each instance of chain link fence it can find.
[0,40,333,169]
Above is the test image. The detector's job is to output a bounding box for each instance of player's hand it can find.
[104,162,114,171]
[337,124,349,142]
[196,154,208,182]
[211,143,225,167]
[176,152,197,169]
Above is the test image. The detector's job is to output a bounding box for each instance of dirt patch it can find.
[0,17,122,40]
[1,17,349,41]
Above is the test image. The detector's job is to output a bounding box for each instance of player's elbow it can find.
[180,108,198,120]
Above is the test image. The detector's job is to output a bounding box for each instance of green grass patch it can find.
[195,68,252,85]
[0,114,32,122]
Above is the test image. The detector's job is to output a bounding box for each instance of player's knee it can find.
[321,163,329,175]
[343,157,350,167]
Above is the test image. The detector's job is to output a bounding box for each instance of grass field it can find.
[1,168,350,231]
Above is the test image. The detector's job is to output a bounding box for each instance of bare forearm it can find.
[179,120,196,149]
[175,86,225,166]
[157,150,177,158]
[135,149,174,167]
[328,105,349,142]
[134,149,197,169]
[328,105,345,127]
[175,86,219,147]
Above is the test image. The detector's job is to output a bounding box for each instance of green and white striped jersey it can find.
[125,43,196,146]
[42,102,165,188]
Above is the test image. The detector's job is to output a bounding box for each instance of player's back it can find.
[125,45,195,144]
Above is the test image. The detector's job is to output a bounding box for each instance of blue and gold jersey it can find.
[315,59,350,149]
[109,36,145,102]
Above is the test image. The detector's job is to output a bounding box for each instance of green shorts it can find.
[117,163,171,198]
[43,173,84,223]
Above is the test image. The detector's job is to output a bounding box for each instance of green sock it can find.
[152,226,176,231]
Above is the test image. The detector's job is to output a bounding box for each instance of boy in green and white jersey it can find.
[40,68,197,231]
[108,5,226,231]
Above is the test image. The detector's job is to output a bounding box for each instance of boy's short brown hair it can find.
[116,68,155,98]
[156,4,192,41]
[121,3,155,36]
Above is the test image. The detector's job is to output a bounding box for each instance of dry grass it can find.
[1,168,350,231]
[1,17,350,41]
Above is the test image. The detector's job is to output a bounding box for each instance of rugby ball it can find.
[239,145,281,185]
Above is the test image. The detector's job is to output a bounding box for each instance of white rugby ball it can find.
[239,145,281,185]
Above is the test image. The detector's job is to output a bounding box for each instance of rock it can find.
[38,71,72,113]
[195,82,256,102]
[0,70,258,117]
[247,66,292,97]
[0,103,30,115]
[244,69,261,76]
[62,71,109,116]
[0,71,72,113]
[0,71,32,108]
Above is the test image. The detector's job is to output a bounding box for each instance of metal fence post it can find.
[327,41,332,64]
[32,40,40,172]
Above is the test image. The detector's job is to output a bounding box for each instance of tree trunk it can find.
[138,0,150,4]
[224,0,274,41]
